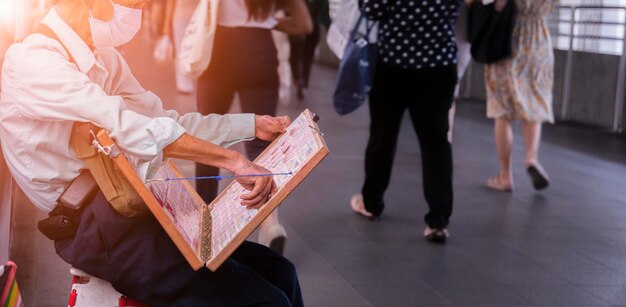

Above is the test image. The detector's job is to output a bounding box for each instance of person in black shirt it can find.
[351,0,461,243]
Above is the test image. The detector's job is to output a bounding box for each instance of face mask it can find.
[88,0,142,48]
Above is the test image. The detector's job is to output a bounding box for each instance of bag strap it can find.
[70,122,98,159]
[350,14,377,41]
[32,23,76,64]
[31,24,137,209]
[350,14,365,39]
[31,26,102,163]
[70,122,123,203]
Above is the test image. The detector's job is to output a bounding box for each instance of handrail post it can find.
[561,6,576,120]
[612,8,626,133]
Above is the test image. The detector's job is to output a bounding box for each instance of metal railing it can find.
[549,5,626,132]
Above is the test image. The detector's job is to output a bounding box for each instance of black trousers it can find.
[195,26,279,203]
[54,192,304,307]
[288,23,320,88]
[362,62,457,229]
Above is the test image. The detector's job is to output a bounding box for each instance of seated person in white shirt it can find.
[0,0,304,306]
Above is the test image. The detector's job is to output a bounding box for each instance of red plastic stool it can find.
[68,267,148,307]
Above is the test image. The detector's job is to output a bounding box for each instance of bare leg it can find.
[520,120,542,166]
[487,117,514,190]
[521,120,550,190]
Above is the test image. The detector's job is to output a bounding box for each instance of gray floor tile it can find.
[585,285,626,306]
[549,268,626,286]
[429,282,529,305]
[510,284,609,305]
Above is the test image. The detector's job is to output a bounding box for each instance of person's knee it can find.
[273,257,301,298]
[279,257,298,282]
[418,129,449,146]
[264,289,292,307]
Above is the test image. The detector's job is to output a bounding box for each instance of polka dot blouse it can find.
[361,0,460,70]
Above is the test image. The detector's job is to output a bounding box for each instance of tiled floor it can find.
[10,29,626,306]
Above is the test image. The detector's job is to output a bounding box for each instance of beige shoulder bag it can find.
[70,122,149,217]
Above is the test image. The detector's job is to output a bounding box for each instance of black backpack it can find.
[467,0,517,64]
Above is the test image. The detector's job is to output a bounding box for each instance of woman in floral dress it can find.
[485,0,555,192]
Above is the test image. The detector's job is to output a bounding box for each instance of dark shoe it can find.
[527,164,550,190]
[296,85,305,101]
[424,227,449,244]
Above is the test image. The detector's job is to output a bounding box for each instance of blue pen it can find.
[146,171,293,183]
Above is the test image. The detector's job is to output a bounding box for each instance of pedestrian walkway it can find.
[10,29,626,306]
[262,66,626,306]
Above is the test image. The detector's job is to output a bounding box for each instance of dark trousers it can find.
[195,26,279,203]
[54,192,304,307]
[362,62,457,229]
[288,24,320,88]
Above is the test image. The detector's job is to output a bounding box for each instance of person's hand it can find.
[255,115,291,141]
[232,157,278,209]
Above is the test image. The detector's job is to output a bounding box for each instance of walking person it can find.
[484,0,554,192]
[196,0,313,254]
[288,0,328,101]
[350,0,461,243]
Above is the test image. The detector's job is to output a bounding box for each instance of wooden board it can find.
[96,109,329,271]
[95,133,206,270]
[204,109,329,270]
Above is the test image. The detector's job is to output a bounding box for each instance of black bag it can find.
[467,0,517,64]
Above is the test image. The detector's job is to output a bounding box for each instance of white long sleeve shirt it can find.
[0,8,255,212]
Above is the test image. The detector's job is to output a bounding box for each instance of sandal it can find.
[486,176,513,192]
[527,163,550,190]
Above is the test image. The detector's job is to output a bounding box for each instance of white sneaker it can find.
[350,194,375,219]
[175,79,195,95]
[423,227,449,243]
[259,222,287,255]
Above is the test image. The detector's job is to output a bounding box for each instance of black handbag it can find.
[467,0,517,64]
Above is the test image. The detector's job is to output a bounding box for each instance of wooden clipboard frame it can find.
[96,109,329,271]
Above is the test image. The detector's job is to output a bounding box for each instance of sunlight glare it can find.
[0,0,14,29]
